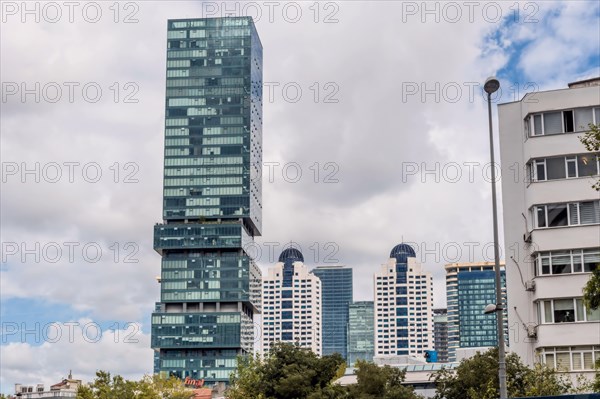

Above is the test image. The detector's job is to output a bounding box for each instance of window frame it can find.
[533,200,600,228]
[528,106,600,137]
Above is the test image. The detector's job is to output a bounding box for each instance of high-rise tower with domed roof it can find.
[261,246,322,355]
[373,243,434,361]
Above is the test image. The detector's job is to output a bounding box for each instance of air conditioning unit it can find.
[523,232,532,243]
[526,325,537,339]
[525,280,536,292]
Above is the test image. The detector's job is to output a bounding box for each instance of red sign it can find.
[184,377,205,388]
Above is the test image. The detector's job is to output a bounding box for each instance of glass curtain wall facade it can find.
[311,266,353,358]
[347,301,374,366]
[433,308,449,363]
[445,263,507,361]
[151,17,263,385]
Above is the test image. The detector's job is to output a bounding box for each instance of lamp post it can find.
[483,76,508,399]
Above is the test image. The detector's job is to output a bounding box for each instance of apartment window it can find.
[534,201,600,228]
[536,248,600,275]
[539,346,600,371]
[529,154,599,181]
[529,107,599,136]
[540,298,600,323]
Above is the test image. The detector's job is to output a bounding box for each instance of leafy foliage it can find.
[227,343,422,399]
[583,264,600,311]
[227,342,347,399]
[75,371,194,399]
[432,348,576,399]
[579,122,600,191]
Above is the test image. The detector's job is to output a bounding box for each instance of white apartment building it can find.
[14,373,80,398]
[261,247,322,356]
[499,77,600,382]
[374,244,434,361]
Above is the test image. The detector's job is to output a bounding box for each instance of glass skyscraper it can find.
[151,17,263,385]
[347,301,374,366]
[445,262,507,362]
[433,308,449,363]
[311,266,353,358]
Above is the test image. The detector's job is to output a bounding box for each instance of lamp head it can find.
[484,304,498,314]
[484,77,500,94]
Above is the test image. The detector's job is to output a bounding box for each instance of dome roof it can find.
[390,243,416,263]
[278,247,304,263]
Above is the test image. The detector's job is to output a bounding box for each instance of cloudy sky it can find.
[1,0,599,393]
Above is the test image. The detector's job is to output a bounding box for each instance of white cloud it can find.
[1,0,597,389]
[0,320,152,394]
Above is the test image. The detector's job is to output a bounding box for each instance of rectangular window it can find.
[563,110,574,133]
[536,160,546,181]
[530,107,598,136]
[546,157,566,180]
[584,249,600,272]
[575,108,594,131]
[553,299,575,323]
[578,155,598,177]
[566,157,577,178]
[544,112,563,135]
[547,204,568,227]
[533,114,543,136]
[551,252,571,274]
[536,206,547,228]
[580,201,600,224]
[544,301,552,323]
[535,201,600,228]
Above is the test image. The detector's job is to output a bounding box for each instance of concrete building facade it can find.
[498,78,600,382]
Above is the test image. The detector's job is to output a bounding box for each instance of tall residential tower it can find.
[374,244,434,360]
[261,248,322,355]
[151,17,263,385]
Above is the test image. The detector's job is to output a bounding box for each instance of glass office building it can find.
[311,266,353,358]
[151,17,263,385]
[445,263,507,361]
[433,308,449,363]
[347,301,374,365]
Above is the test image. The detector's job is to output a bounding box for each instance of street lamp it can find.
[483,76,508,399]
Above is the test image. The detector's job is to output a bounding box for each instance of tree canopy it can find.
[76,371,194,399]
[431,348,590,399]
[226,342,422,399]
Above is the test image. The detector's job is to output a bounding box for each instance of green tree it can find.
[583,265,600,311]
[347,360,422,399]
[580,123,600,312]
[227,342,346,399]
[579,122,600,191]
[432,348,572,399]
[76,371,193,399]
